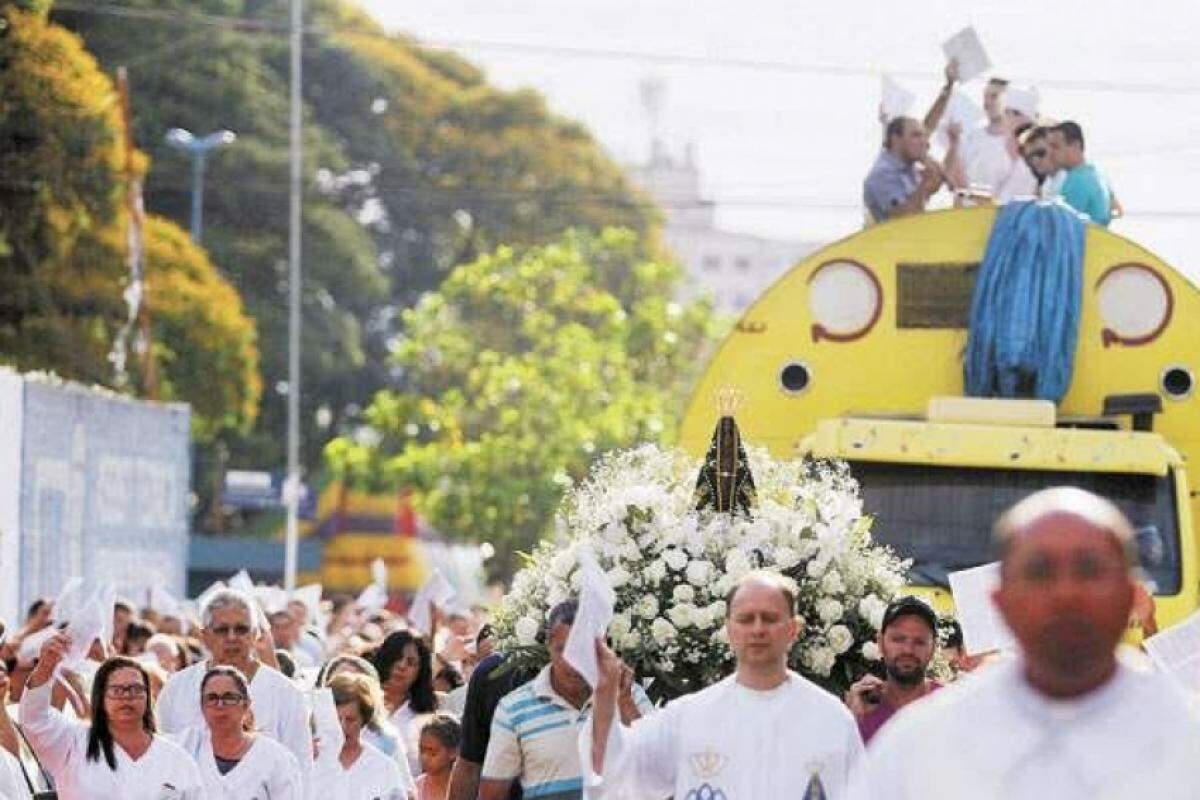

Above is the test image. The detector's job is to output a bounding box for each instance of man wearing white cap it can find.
[947,78,1040,201]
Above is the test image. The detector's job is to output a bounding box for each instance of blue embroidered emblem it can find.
[684,783,729,800]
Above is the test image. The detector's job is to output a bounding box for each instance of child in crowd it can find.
[415,713,461,800]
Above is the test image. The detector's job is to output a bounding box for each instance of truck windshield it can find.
[847,461,1183,595]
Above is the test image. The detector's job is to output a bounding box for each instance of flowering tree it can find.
[492,443,910,701]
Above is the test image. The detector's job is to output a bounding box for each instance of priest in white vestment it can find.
[583,571,864,799]
[157,589,314,774]
[850,487,1200,800]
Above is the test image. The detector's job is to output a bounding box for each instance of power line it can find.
[51,2,1200,98]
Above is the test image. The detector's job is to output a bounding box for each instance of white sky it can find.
[362,0,1200,280]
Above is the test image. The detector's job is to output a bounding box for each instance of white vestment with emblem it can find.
[581,671,863,799]
[848,659,1200,800]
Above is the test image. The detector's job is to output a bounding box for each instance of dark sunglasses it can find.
[210,624,252,638]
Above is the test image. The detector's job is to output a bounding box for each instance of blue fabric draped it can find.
[963,201,1086,401]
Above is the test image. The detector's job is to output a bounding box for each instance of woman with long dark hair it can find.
[18,632,203,799]
[372,631,440,777]
[176,665,301,798]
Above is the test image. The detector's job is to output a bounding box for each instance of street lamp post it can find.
[164,127,237,244]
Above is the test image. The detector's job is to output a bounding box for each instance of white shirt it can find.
[388,703,423,779]
[0,748,28,800]
[310,741,409,800]
[18,680,204,800]
[582,672,863,799]
[157,661,314,774]
[176,725,302,800]
[960,126,1015,195]
[849,659,1200,800]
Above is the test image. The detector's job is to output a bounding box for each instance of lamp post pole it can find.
[164,128,237,244]
[284,0,303,592]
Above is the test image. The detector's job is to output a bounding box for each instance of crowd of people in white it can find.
[0,486,1196,799]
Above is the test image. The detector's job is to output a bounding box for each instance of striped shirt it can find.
[481,665,653,800]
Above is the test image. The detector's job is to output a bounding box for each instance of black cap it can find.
[881,595,938,634]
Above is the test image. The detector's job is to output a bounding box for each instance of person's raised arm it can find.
[18,632,79,776]
[590,641,623,775]
[923,60,959,134]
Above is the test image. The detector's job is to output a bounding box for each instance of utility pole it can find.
[284,0,303,592]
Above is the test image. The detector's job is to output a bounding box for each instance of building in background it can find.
[629,78,821,316]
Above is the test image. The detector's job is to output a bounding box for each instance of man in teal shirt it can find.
[1047,121,1111,225]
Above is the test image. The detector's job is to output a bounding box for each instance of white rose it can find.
[686,560,712,586]
[619,630,641,650]
[774,546,801,570]
[651,618,677,644]
[817,598,844,625]
[709,600,727,620]
[673,584,696,604]
[861,641,882,661]
[821,569,845,595]
[667,603,694,628]
[607,566,631,589]
[645,559,668,583]
[550,549,575,579]
[806,645,837,677]
[636,595,660,619]
[806,557,828,579]
[609,613,632,639]
[828,624,854,654]
[546,582,569,609]
[798,539,819,560]
[514,616,540,646]
[663,548,688,571]
[725,548,752,578]
[859,596,887,629]
[691,605,715,630]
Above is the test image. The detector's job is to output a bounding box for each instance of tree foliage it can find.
[53,0,661,487]
[326,229,718,576]
[0,6,259,438]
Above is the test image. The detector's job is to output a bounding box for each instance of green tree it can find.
[326,229,717,577]
[0,6,260,438]
[55,0,662,492]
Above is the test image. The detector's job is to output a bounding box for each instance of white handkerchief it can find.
[943,26,992,82]
[356,582,388,613]
[149,585,181,618]
[880,73,915,121]
[228,569,255,594]
[948,562,1015,656]
[409,569,456,635]
[254,584,290,616]
[293,583,323,617]
[371,557,388,589]
[1145,610,1200,695]
[563,546,615,688]
[52,577,85,624]
[63,584,113,670]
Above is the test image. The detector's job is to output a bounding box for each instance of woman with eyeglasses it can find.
[176,665,301,799]
[18,632,203,799]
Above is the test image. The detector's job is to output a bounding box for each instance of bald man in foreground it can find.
[850,487,1200,799]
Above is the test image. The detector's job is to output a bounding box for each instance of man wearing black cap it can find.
[845,595,940,744]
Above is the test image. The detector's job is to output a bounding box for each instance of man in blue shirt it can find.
[1047,121,1111,226]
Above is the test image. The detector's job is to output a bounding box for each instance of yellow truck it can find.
[680,206,1199,629]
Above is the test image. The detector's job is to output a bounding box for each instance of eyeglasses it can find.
[105,683,148,699]
[210,624,252,638]
[202,692,246,707]
[1028,148,1048,159]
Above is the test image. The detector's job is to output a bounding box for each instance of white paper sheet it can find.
[1144,610,1200,695]
[227,569,255,594]
[292,583,323,619]
[409,569,456,635]
[356,582,388,613]
[563,546,615,688]
[943,26,992,82]
[880,74,915,121]
[948,562,1015,656]
[62,584,114,670]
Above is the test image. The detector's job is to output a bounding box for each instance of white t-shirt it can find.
[311,741,408,800]
[582,672,863,799]
[157,661,313,773]
[18,681,204,800]
[960,126,1014,195]
[176,725,302,800]
[0,747,29,800]
[849,659,1200,800]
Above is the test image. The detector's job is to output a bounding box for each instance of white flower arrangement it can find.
[492,443,911,701]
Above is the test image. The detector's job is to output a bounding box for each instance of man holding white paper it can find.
[851,487,1200,799]
[478,599,652,800]
[585,570,862,799]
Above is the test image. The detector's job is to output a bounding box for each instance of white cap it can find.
[1004,86,1039,119]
